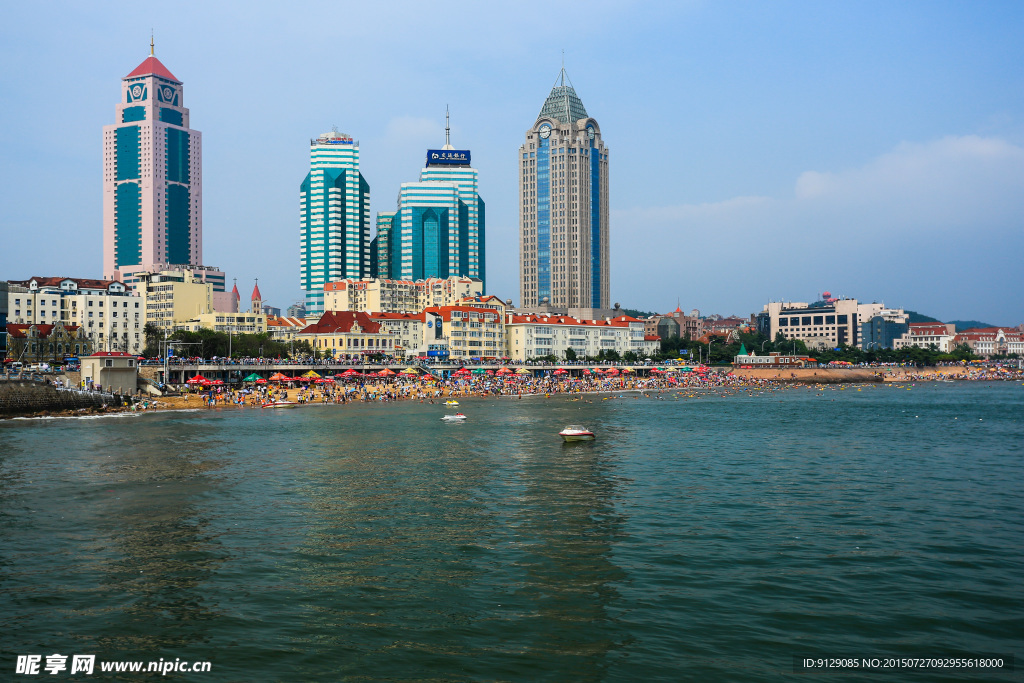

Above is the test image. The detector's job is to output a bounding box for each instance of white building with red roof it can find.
[504,313,656,361]
[954,327,1024,357]
[893,322,958,353]
[7,277,140,354]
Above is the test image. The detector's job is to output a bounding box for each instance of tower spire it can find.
[445,105,450,146]
[150,30,154,56]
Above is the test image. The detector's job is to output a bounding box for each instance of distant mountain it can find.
[621,308,658,319]
[906,310,941,324]
[949,320,996,332]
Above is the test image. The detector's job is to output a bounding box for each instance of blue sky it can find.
[1,1,1022,323]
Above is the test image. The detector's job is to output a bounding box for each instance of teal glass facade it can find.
[115,183,141,267]
[536,137,551,303]
[159,108,183,126]
[165,184,191,264]
[589,141,601,308]
[121,106,146,123]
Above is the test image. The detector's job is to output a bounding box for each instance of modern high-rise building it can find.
[376,114,485,287]
[371,212,396,279]
[103,42,203,283]
[299,130,371,316]
[519,68,609,317]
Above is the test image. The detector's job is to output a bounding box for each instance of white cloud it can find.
[613,135,1024,321]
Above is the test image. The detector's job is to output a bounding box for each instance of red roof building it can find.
[296,311,392,356]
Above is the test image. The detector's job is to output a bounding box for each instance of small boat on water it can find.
[559,425,595,442]
[441,413,467,421]
[261,401,298,408]
[444,400,460,406]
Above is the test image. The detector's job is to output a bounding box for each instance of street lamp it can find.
[761,340,769,353]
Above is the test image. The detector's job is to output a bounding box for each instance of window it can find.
[813,316,823,325]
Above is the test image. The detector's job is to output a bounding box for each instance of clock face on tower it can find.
[539,124,551,139]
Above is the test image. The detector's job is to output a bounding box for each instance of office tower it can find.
[519,68,609,315]
[382,113,485,287]
[372,212,396,279]
[103,40,203,283]
[299,130,371,316]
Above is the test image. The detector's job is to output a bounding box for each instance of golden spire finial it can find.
[150,30,154,56]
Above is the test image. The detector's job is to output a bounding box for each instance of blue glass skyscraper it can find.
[377,114,485,288]
[519,68,609,314]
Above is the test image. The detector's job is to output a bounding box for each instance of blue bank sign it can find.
[426,149,471,166]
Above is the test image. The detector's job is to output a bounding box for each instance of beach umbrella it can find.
[649,368,663,374]
[302,370,321,378]
[486,369,494,375]
[255,378,267,384]
[621,367,635,373]
[605,368,619,376]
[496,367,513,375]
[421,374,438,382]
[472,368,486,374]
[211,379,225,385]
[186,374,210,384]
[268,372,290,381]
[553,368,568,375]
[515,368,532,375]
[377,368,396,376]
[399,367,418,375]
[242,373,262,382]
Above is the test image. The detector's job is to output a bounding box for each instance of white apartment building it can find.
[504,314,657,361]
[7,277,143,354]
[322,276,483,314]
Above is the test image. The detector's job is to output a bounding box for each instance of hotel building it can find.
[103,43,203,283]
[519,68,610,318]
[300,130,371,316]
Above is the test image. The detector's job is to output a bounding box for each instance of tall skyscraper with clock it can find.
[519,68,609,317]
[103,42,206,285]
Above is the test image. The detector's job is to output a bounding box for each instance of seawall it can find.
[0,380,128,417]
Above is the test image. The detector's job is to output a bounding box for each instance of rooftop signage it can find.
[426,149,471,166]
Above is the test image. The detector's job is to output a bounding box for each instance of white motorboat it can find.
[441,413,467,422]
[559,425,595,442]
[261,401,297,408]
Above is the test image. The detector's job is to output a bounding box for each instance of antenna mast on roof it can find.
[150,30,154,56]
[445,105,450,147]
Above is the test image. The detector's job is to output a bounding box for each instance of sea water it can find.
[1,382,1021,681]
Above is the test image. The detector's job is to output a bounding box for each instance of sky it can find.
[1,1,1022,323]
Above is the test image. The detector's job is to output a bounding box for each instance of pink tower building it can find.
[102,41,204,285]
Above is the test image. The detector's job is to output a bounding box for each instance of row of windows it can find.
[779,314,849,326]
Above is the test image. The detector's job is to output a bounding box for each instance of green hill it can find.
[905,310,941,324]
[949,320,996,332]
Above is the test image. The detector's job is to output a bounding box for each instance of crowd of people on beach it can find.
[175,363,1024,411]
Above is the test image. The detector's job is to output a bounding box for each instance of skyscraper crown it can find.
[538,68,588,124]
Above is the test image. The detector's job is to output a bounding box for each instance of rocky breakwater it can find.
[0,379,129,418]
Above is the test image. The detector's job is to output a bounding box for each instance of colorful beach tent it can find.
[186,374,210,384]
[242,373,262,382]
